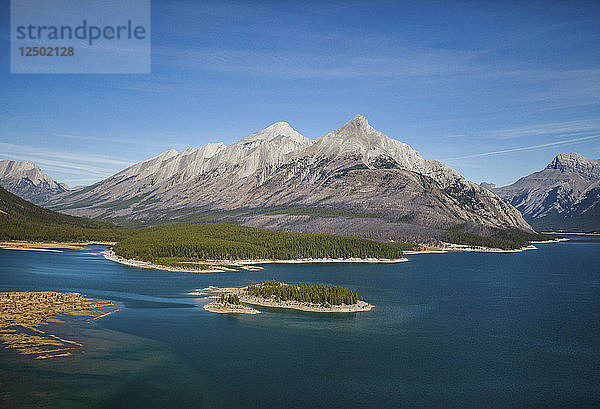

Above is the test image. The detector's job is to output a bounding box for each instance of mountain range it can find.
[17,115,529,243]
[493,153,600,233]
[3,117,597,239]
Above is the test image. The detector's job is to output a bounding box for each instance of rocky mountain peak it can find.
[341,114,370,130]
[182,147,197,156]
[161,149,179,159]
[0,159,68,204]
[239,121,308,145]
[310,115,390,155]
[0,160,58,187]
[547,152,600,178]
[335,115,379,139]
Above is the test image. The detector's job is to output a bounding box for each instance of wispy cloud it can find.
[0,142,133,179]
[484,119,600,140]
[442,134,600,161]
[55,133,179,149]
[152,46,476,80]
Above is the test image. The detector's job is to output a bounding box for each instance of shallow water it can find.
[1,238,599,408]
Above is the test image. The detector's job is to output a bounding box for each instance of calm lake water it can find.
[1,238,599,408]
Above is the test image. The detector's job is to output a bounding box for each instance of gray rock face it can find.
[0,160,68,204]
[46,115,533,240]
[494,153,600,232]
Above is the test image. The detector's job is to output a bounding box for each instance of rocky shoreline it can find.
[240,295,373,313]
[203,300,260,314]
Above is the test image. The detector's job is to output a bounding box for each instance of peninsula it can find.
[109,222,411,273]
[0,291,117,359]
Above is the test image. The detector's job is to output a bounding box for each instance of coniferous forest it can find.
[113,222,412,262]
[0,186,130,242]
[246,280,359,306]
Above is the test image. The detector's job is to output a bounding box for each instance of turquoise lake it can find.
[1,237,599,408]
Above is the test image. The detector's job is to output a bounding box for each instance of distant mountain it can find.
[0,160,68,204]
[46,115,532,243]
[494,153,600,233]
[0,185,128,242]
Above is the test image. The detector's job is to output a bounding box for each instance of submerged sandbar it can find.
[0,291,117,359]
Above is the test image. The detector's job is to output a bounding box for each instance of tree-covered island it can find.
[196,280,373,314]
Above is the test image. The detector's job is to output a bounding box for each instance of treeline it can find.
[0,186,130,242]
[0,222,130,242]
[246,280,358,306]
[113,223,408,262]
[443,227,554,250]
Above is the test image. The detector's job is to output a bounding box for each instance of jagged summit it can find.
[303,115,457,184]
[182,147,197,155]
[547,152,600,178]
[341,114,371,130]
[308,115,398,156]
[329,115,381,141]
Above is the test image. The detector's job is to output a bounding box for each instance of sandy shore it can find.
[0,241,117,252]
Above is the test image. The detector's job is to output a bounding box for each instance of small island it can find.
[194,281,373,314]
[0,291,117,359]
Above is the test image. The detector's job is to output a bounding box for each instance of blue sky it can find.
[1,0,599,187]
